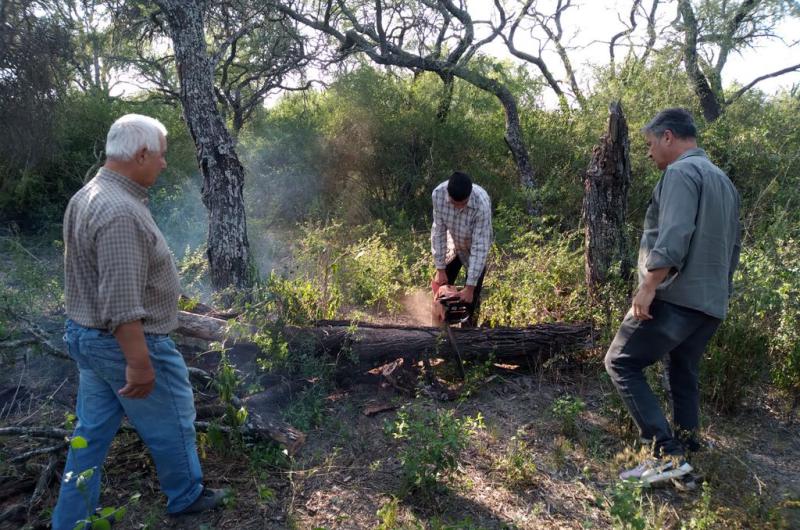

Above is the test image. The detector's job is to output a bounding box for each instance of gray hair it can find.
[105,114,168,161]
[642,108,697,139]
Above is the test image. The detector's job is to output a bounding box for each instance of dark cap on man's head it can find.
[447,171,473,202]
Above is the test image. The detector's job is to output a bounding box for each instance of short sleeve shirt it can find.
[63,168,181,333]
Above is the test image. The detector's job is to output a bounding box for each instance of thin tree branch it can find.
[727,62,800,104]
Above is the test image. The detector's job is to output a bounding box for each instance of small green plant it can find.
[64,412,77,430]
[284,381,330,431]
[177,295,200,312]
[214,353,248,435]
[66,436,137,530]
[459,355,495,399]
[387,406,483,496]
[683,481,717,530]
[249,442,290,472]
[606,480,647,530]
[375,496,401,530]
[495,435,538,488]
[551,394,586,437]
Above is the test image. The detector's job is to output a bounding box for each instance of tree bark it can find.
[445,67,536,206]
[176,311,593,368]
[583,101,632,292]
[678,0,723,122]
[155,0,252,289]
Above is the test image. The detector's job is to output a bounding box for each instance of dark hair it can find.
[447,171,472,201]
[642,108,697,139]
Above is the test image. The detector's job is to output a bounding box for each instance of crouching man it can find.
[605,108,741,485]
[430,171,492,327]
[52,114,224,529]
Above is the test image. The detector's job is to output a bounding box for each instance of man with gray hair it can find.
[52,114,224,529]
[605,108,741,485]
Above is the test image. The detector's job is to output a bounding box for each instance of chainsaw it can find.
[436,294,470,379]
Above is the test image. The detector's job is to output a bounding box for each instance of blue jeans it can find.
[52,320,204,530]
[604,300,721,457]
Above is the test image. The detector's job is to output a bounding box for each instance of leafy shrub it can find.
[481,230,588,327]
[606,480,647,530]
[387,406,483,495]
[494,435,538,488]
[551,394,586,437]
[702,228,800,413]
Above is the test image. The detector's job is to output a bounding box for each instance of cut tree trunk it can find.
[176,311,593,368]
[583,100,632,293]
[155,0,251,289]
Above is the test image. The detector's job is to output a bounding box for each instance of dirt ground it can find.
[1,315,799,529]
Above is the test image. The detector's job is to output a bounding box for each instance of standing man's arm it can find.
[114,321,155,398]
[635,170,699,320]
[96,216,155,398]
[431,189,449,286]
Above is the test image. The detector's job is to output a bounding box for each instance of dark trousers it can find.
[604,299,721,457]
[445,256,486,327]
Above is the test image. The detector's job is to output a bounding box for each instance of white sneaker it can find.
[620,458,693,485]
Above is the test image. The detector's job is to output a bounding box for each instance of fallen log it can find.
[177,311,594,368]
[5,332,306,454]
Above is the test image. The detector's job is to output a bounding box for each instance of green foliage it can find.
[249,442,290,472]
[387,405,483,496]
[606,480,647,530]
[494,434,538,489]
[683,482,717,530]
[375,496,401,530]
[284,381,329,431]
[0,236,63,338]
[241,66,520,229]
[66,437,135,530]
[0,92,196,227]
[550,395,586,437]
[70,436,88,450]
[703,227,800,411]
[481,230,588,327]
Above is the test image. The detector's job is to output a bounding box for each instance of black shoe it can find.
[677,429,709,453]
[170,487,226,516]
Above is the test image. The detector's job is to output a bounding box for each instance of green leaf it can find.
[90,518,111,530]
[70,436,88,449]
[235,406,248,425]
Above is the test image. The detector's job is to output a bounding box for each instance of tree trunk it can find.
[155,0,252,289]
[456,68,537,211]
[435,72,455,123]
[176,311,593,368]
[678,0,723,122]
[583,101,632,292]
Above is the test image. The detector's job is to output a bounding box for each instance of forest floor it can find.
[2,317,800,529]
[1,239,799,529]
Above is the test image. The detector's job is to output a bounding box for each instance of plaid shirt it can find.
[63,168,181,334]
[430,181,493,286]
